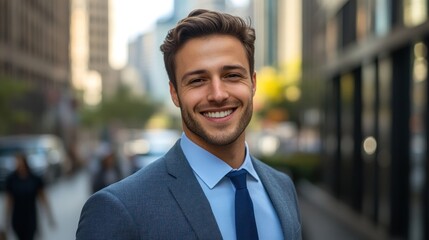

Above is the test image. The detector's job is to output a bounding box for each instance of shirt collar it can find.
[180,133,259,189]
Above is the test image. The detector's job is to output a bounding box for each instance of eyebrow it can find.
[222,64,247,72]
[181,69,208,82]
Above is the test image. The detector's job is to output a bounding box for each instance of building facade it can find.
[87,0,115,97]
[0,0,72,136]
[302,0,429,239]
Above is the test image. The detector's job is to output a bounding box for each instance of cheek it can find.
[178,91,201,109]
[230,85,254,99]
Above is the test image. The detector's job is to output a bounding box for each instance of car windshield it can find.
[0,146,47,156]
[0,146,26,157]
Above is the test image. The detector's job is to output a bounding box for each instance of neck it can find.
[212,140,246,169]
[186,132,247,169]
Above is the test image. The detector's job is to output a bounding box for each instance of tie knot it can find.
[226,169,248,190]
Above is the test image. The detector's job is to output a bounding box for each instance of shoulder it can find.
[77,157,170,239]
[82,141,185,210]
[105,156,170,200]
[76,186,140,239]
[81,154,175,207]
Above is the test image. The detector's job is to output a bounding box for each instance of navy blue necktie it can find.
[227,169,259,240]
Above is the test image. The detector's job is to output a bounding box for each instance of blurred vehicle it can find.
[121,129,181,173]
[0,134,70,190]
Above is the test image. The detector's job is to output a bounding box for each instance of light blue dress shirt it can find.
[180,133,284,240]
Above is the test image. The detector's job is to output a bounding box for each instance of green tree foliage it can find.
[0,75,32,134]
[80,85,158,129]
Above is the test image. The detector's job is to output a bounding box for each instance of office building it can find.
[302,1,429,239]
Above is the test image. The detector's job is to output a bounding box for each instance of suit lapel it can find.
[252,159,296,238]
[165,142,222,240]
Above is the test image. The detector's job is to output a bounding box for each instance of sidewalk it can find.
[297,181,390,240]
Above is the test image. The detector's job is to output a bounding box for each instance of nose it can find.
[207,78,229,103]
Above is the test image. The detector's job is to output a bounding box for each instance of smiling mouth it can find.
[203,109,234,118]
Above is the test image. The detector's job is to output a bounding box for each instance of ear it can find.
[251,71,257,96]
[169,82,180,107]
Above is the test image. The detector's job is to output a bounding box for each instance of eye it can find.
[188,78,205,86]
[224,73,243,80]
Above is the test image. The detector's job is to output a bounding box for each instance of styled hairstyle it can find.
[160,9,256,90]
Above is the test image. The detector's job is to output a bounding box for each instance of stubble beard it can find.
[179,99,253,146]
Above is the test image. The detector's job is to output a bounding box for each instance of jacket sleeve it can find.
[76,190,139,240]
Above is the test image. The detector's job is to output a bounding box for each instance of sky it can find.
[110,0,174,69]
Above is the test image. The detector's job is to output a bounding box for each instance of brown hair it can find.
[160,9,256,90]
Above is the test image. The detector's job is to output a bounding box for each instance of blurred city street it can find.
[0,0,428,239]
[298,181,389,240]
[0,168,389,240]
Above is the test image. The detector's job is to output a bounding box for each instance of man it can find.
[76,9,301,240]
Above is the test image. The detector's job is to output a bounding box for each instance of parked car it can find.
[0,134,70,190]
[121,129,181,173]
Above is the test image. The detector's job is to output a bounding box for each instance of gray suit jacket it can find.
[76,140,302,239]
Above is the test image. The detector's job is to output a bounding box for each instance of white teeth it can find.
[204,110,233,118]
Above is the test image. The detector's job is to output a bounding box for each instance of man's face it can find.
[170,34,256,148]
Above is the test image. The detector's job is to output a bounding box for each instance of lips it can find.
[203,109,233,118]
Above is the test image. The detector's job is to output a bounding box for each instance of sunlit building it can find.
[87,0,115,98]
[302,0,429,239]
[71,0,89,92]
[71,0,103,106]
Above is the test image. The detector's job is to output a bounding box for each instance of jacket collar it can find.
[165,140,223,239]
[252,157,301,239]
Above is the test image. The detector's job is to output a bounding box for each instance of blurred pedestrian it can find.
[90,147,123,193]
[77,9,301,240]
[4,153,55,240]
